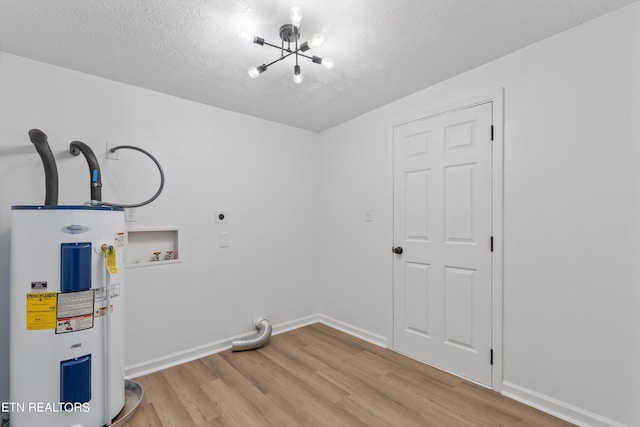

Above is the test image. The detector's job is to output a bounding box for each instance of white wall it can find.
[317,3,640,426]
[2,3,639,426]
[0,53,320,403]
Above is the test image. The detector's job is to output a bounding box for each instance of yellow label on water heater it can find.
[106,247,119,274]
[26,292,57,330]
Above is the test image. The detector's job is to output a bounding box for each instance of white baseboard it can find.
[317,314,388,348]
[125,314,322,379]
[124,335,233,379]
[501,381,628,427]
[271,314,320,335]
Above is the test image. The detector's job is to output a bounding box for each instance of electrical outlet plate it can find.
[106,142,119,160]
[125,208,138,222]
[215,210,228,223]
[364,208,374,222]
[219,232,230,247]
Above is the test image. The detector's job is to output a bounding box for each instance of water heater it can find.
[9,205,126,427]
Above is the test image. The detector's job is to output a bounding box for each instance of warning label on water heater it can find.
[94,283,120,318]
[26,292,57,330]
[56,289,94,334]
[56,314,94,334]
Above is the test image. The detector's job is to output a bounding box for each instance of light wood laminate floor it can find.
[123,323,572,426]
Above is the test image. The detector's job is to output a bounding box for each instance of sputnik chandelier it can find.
[242,6,334,84]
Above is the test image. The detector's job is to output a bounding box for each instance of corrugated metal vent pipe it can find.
[231,318,272,352]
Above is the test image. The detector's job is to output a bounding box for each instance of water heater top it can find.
[12,205,124,211]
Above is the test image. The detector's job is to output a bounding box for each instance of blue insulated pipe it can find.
[69,140,102,202]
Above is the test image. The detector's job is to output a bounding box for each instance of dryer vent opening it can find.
[231,318,272,352]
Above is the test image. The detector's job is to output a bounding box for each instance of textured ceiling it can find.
[0,0,637,132]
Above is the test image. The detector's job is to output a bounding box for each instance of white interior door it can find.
[393,102,493,386]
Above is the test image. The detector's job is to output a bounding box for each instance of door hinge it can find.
[490,236,494,252]
[490,349,494,365]
[490,125,494,141]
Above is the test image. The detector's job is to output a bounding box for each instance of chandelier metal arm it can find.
[297,52,313,60]
[262,46,316,69]
[265,53,292,69]
[262,41,313,58]
[263,41,284,50]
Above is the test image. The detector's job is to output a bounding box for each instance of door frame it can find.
[390,88,504,391]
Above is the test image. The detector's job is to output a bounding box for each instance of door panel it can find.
[404,262,431,336]
[444,266,475,349]
[393,102,493,386]
[405,170,430,240]
[445,164,475,242]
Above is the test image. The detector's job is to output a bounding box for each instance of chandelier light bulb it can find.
[322,58,333,70]
[309,33,324,48]
[322,58,334,69]
[293,65,303,84]
[290,7,303,27]
[248,67,260,78]
[239,33,253,42]
[249,64,267,78]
